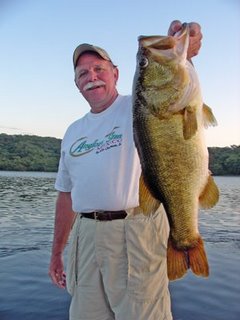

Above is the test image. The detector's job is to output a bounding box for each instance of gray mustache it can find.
[83,80,106,91]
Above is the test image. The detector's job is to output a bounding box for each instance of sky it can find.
[0,0,239,147]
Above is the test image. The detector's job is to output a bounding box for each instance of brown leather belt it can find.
[81,210,127,221]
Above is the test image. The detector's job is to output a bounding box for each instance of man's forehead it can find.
[77,52,109,65]
[76,56,111,70]
[76,51,106,66]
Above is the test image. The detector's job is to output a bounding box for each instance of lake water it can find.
[0,172,239,320]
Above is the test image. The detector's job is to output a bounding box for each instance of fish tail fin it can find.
[183,107,198,139]
[199,173,220,208]
[167,239,188,281]
[138,174,160,215]
[203,103,218,128]
[188,237,209,277]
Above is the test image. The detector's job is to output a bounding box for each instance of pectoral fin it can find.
[199,174,220,208]
[183,106,198,139]
[138,174,160,215]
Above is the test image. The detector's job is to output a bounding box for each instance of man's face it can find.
[75,52,119,113]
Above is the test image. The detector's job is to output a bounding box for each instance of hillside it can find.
[0,133,239,175]
[0,134,61,172]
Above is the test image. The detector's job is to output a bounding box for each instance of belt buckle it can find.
[93,211,104,220]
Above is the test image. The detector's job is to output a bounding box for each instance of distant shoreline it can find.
[0,170,239,177]
[0,133,239,175]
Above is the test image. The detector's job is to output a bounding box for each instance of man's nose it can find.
[88,69,98,81]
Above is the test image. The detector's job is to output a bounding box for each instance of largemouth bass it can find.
[132,24,219,281]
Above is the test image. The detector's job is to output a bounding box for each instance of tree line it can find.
[0,133,239,175]
[0,134,61,172]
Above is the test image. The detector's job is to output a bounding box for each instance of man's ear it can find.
[114,67,119,84]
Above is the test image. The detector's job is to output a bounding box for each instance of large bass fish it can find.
[132,24,219,281]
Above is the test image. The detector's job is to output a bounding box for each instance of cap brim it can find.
[73,43,111,68]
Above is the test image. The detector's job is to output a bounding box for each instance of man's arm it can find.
[48,191,76,288]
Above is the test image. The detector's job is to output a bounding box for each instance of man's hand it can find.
[49,253,66,289]
[48,192,76,289]
[168,20,202,59]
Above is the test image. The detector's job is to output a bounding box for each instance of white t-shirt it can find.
[55,95,141,213]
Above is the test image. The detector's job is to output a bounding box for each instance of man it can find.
[49,20,202,320]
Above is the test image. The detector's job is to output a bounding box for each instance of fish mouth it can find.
[138,24,189,60]
[139,35,176,50]
[138,23,188,48]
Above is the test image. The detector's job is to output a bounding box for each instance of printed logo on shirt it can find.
[69,126,123,157]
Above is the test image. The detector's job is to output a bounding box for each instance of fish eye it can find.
[139,57,148,68]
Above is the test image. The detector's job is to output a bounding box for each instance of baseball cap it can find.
[73,43,113,69]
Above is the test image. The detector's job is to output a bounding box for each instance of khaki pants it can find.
[66,206,172,320]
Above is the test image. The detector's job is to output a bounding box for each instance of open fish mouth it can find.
[138,22,188,46]
[139,35,176,50]
[138,23,189,59]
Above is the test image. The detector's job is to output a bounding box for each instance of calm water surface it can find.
[0,172,239,320]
